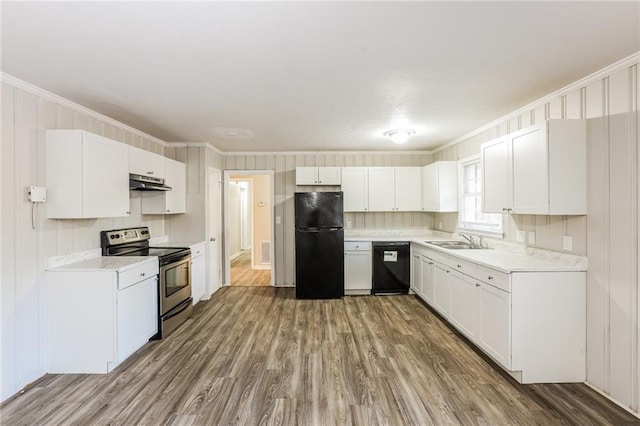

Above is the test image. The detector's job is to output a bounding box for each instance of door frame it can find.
[223,170,275,286]
[206,167,222,298]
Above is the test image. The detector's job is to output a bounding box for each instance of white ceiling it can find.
[2,2,638,152]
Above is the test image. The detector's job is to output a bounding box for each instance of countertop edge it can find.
[46,256,159,273]
[345,236,587,273]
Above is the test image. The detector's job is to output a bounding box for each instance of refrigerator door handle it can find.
[296,227,343,232]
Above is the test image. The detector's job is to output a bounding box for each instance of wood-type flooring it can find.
[231,249,271,287]
[2,287,639,425]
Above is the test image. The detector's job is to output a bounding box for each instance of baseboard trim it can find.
[584,382,640,419]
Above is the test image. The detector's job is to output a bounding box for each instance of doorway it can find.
[224,171,275,287]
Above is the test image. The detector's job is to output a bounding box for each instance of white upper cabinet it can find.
[295,167,341,185]
[141,158,186,214]
[481,136,510,214]
[46,130,130,218]
[394,167,422,211]
[130,146,166,179]
[481,120,586,215]
[368,167,422,212]
[368,167,396,211]
[341,167,369,212]
[422,161,458,212]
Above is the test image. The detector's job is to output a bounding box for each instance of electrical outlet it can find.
[528,231,536,245]
[516,230,525,242]
[346,220,352,229]
[563,236,573,251]
[275,216,281,225]
[438,221,443,230]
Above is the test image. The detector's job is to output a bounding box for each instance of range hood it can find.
[129,174,172,191]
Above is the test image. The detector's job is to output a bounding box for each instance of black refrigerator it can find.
[294,192,344,299]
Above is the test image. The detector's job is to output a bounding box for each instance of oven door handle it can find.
[160,256,191,272]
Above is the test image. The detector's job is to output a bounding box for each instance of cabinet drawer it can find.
[449,257,477,277]
[477,265,510,292]
[119,261,159,290]
[344,241,371,251]
[422,247,449,265]
[190,242,206,258]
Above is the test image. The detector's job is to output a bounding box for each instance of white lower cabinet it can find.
[420,257,435,304]
[411,252,422,295]
[433,263,451,317]
[449,270,479,341]
[116,276,158,363]
[478,281,511,368]
[411,248,435,304]
[190,242,206,304]
[47,259,159,374]
[344,241,372,295]
[409,242,585,384]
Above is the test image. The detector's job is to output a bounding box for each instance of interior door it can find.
[207,167,222,296]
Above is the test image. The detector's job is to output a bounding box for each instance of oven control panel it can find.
[102,227,150,245]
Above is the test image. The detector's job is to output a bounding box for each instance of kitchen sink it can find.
[424,240,490,250]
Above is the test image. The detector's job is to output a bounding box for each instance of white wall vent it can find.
[260,241,271,264]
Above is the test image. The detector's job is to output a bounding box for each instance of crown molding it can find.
[221,150,433,156]
[166,141,224,154]
[432,51,640,154]
[1,72,169,148]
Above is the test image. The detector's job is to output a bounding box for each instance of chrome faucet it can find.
[460,232,484,247]
[459,232,475,245]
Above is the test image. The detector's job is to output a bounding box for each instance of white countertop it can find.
[168,240,206,248]
[345,230,587,273]
[47,256,158,273]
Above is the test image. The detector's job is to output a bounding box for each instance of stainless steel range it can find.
[100,226,192,339]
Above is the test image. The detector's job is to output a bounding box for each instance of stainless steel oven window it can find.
[164,259,190,297]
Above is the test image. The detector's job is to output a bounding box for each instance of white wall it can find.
[227,182,242,257]
[164,145,224,244]
[1,79,167,402]
[251,175,271,267]
[433,56,640,415]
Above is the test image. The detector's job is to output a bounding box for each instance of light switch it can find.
[346,220,352,229]
[528,231,536,245]
[275,216,281,225]
[516,230,525,242]
[563,236,573,251]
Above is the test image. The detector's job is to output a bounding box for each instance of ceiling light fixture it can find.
[383,129,416,144]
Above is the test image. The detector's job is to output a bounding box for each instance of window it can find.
[459,156,502,235]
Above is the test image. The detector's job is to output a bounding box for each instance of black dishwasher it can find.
[372,241,410,295]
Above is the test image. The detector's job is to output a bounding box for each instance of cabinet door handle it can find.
[476,283,480,287]
[126,211,131,215]
[148,171,154,175]
[429,262,434,265]
[488,276,494,280]
[457,264,462,268]
[166,209,170,213]
[446,270,450,273]
[210,237,216,242]
[140,272,145,277]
